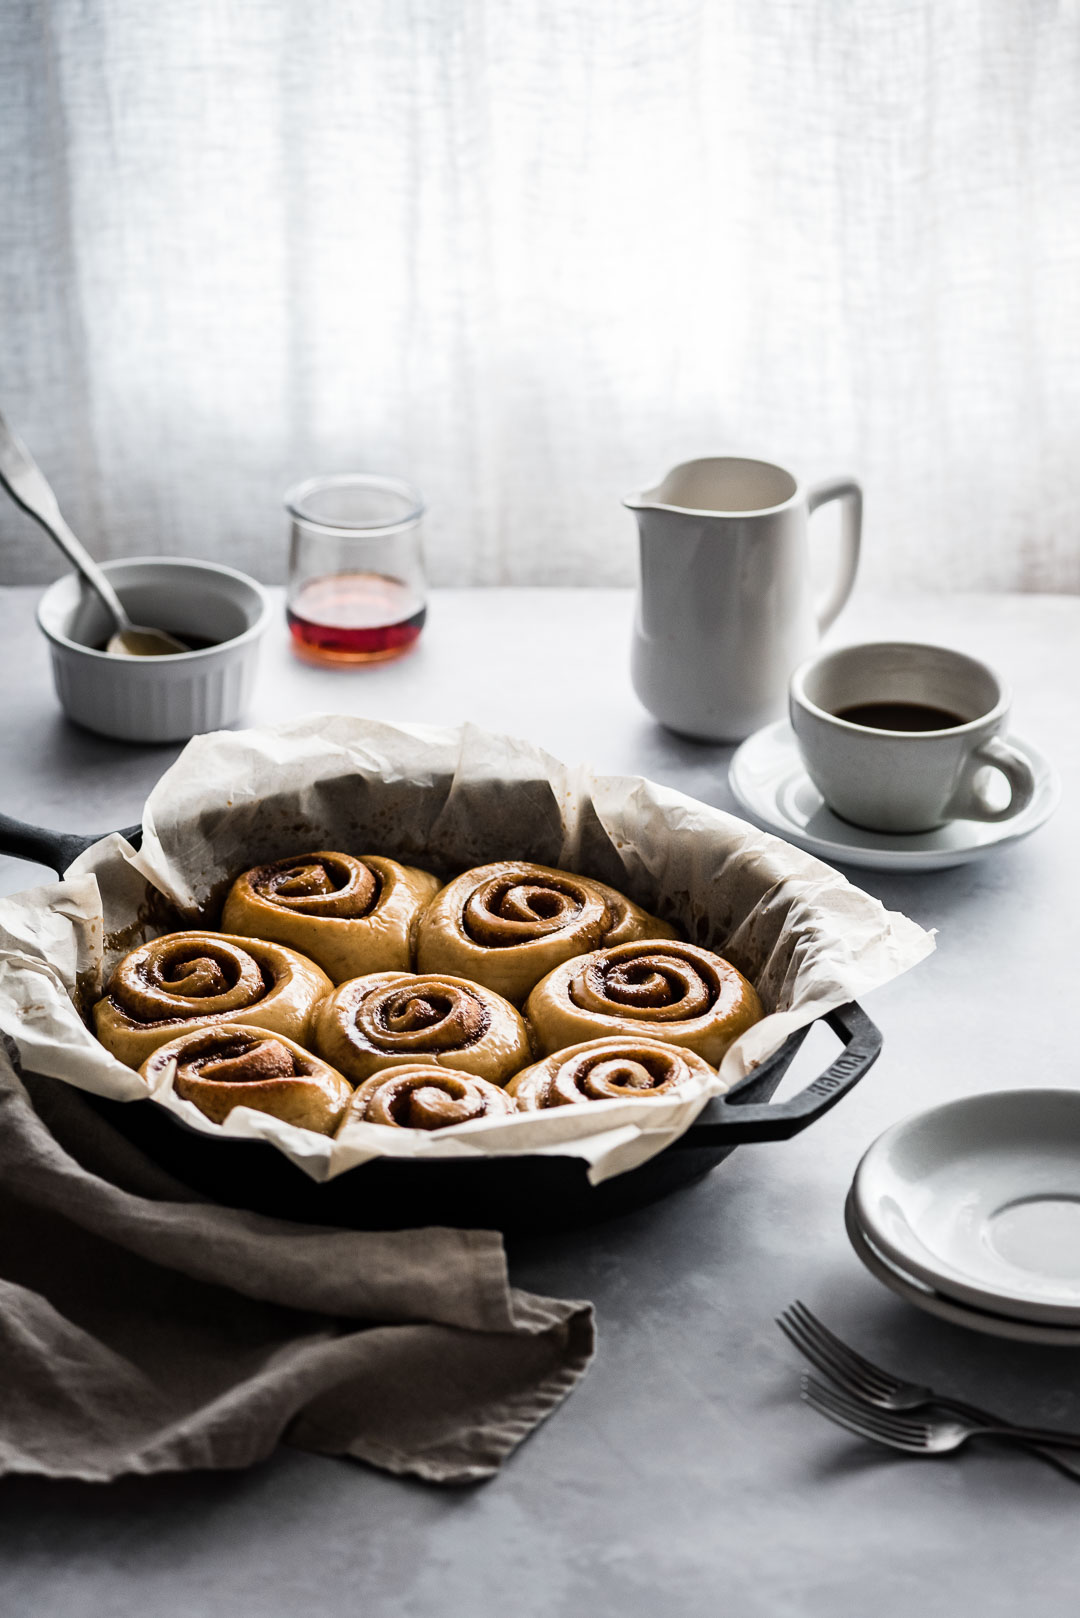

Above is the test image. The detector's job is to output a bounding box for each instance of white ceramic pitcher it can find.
[626,456,861,742]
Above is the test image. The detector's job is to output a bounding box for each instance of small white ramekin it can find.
[37,557,272,743]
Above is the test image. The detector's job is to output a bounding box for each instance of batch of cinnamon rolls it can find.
[91,853,764,1138]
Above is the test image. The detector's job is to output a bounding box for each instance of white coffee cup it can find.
[789,642,1036,833]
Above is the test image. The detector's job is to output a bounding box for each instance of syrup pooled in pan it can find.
[287,571,426,664]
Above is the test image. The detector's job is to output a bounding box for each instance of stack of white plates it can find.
[848,1090,1080,1345]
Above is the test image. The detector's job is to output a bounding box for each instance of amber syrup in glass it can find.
[287,572,426,664]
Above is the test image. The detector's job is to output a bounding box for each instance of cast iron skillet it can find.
[0,811,882,1234]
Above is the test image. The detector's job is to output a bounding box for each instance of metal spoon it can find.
[0,410,189,656]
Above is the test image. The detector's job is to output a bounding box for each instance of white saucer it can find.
[728,721,1059,872]
[845,1193,1080,1346]
[852,1090,1080,1326]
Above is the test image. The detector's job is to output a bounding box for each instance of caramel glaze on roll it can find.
[221,852,441,983]
[414,860,678,1004]
[93,932,332,1068]
[313,970,532,1085]
[337,1064,517,1133]
[142,1024,352,1134]
[508,1036,718,1110]
[524,939,763,1067]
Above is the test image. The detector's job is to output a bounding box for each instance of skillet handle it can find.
[0,812,141,876]
[676,1001,881,1148]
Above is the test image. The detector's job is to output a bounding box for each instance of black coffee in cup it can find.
[833,701,966,733]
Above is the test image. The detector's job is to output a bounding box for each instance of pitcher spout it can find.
[625,457,801,518]
[621,485,664,514]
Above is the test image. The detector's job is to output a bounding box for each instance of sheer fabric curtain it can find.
[2,0,1078,589]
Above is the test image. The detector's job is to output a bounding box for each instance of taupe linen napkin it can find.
[0,1042,594,1485]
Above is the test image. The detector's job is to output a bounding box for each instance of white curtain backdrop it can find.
[2,0,1079,590]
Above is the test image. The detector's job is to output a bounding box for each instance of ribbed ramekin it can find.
[37,557,271,743]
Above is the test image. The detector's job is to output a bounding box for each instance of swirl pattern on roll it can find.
[312,970,532,1084]
[93,932,332,1068]
[339,1064,517,1132]
[414,860,678,1003]
[524,939,763,1066]
[141,1024,352,1133]
[508,1036,717,1109]
[245,852,379,915]
[222,852,441,983]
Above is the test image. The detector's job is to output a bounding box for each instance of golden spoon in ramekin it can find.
[0,407,189,657]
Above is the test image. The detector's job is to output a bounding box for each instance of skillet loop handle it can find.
[0,812,141,876]
[678,1002,881,1148]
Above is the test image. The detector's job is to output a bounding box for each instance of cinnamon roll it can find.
[93,932,332,1067]
[337,1064,516,1132]
[508,1036,717,1109]
[221,852,440,983]
[524,939,763,1065]
[312,970,531,1084]
[141,1024,352,1133]
[414,860,677,1004]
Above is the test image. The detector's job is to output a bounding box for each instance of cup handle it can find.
[947,736,1037,823]
[807,477,862,632]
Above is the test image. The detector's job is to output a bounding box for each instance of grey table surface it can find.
[1,585,1079,1618]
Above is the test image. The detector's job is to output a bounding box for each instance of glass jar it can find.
[284,474,427,665]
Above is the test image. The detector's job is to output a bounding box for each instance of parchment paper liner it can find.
[0,717,933,1185]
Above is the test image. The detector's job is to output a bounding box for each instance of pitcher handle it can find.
[807,477,862,632]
